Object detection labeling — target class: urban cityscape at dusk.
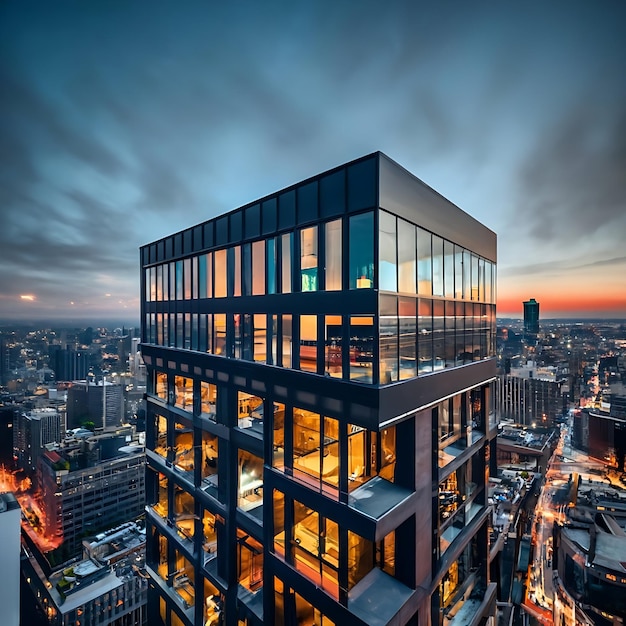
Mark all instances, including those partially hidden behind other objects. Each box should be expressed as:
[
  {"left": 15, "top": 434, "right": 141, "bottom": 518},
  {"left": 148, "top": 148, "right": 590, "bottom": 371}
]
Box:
[
  {"left": 2, "top": 2, "right": 626, "bottom": 626},
  {"left": 1, "top": 1, "right": 625, "bottom": 322}
]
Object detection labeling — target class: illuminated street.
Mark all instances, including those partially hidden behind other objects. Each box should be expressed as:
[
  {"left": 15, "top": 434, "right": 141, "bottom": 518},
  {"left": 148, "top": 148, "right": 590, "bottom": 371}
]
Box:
[
  {"left": 0, "top": 466, "right": 62, "bottom": 552},
  {"left": 522, "top": 419, "right": 623, "bottom": 625}
]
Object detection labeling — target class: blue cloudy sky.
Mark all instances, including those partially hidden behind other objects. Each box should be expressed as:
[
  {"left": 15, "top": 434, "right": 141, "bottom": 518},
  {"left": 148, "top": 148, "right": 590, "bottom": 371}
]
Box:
[{"left": 1, "top": 0, "right": 625, "bottom": 322}]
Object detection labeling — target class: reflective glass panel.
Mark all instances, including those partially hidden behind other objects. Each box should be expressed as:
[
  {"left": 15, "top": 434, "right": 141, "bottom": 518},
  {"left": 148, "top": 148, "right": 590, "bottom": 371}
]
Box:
[
  {"left": 299, "top": 314, "right": 317, "bottom": 372},
  {"left": 324, "top": 315, "right": 342, "bottom": 378},
  {"left": 300, "top": 226, "right": 318, "bottom": 291},
  {"left": 214, "top": 249, "right": 227, "bottom": 297},
  {"left": 282, "top": 314, "right": 292, "bottom": 368},
  {"left": 349, "top": 212, "right": 374, "bottom": 289},
  {"left": 349, "top": 316, "right": 374, "bottom": 383},
  {"left": 281, "top": 232, "right": 292, "bottom": 294},
  {"left": 379, "top": 210, "right": 397, "bottom": 291},
  {"left": 252, "top": 240, "right": 265, "bottom": 295},
  {"left": 418, "top": 298, "right": 433, "bottom": 373},
  {"left": 254, "top": 314, "right": 267, "bottom": 363},
  {"left": 432, "top": 235, "right": 444, "bottom": 297},
  {"left": 325, "top": 219, "right": 342, "bottom": 291},
  {"left": 399, "top": 297, "right": 417, "bottom": 380},
  {"left": 398, "top": 219, "right": 416, "bottom": 293},
  {"left": 417, "top": 228, "right": 432, "bottom": 295}
]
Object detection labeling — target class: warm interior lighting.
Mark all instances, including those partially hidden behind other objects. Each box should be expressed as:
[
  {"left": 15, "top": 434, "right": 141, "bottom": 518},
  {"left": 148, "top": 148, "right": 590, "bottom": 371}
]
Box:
[{"left": 356, "top": 276, "right": 371, "bottom": 288}]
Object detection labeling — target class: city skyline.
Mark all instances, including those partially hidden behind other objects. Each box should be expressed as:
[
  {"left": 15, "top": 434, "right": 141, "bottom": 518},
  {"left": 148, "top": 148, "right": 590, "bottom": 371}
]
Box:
[{"left": 1, "top": 1, "right": 625, "bottom": 321}]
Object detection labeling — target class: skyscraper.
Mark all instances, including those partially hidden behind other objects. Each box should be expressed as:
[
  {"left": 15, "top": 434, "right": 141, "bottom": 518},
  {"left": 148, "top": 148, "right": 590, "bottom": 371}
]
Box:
[
  {"left": 66, "top": 380, "right": 123, "bottom": 429},
  {"left": 141, "top": 153, "right": 498, "bottom": 625},
  {"left": 523, "top": 298, "right": 540, "bottom": 336}
]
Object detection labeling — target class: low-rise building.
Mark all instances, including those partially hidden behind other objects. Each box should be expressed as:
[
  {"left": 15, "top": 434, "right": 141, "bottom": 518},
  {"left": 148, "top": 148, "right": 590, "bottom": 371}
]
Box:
[{"left": 22, "top": 520, "right": 148, "bottom": 626}]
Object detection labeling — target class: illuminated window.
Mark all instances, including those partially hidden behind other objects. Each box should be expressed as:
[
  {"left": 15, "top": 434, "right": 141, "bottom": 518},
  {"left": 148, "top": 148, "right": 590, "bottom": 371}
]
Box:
[
  {"left": 155, "top": 371, "right": 168, "bottom": 401},
  {"left": 154, "top": 414, "right": 167, "bottom": 459},
  {"left": 252, "top": 240, "right": 266, "bottom": 295},
  {"left": 349, "top": 212, "right": 374, "bottom": 289},
  {"left": 299, "top": 315, "right": 317, "bottom": 373},
  {"left": 174, "top": 376, "right": 193, "bottom": 411},
  {"left": 238, "top": 450, "right": 263, "bottom": 512},
  {"left": 237, "top": 391, "right": 263, "bottom": 430},
  {"left": 347, "top": 530, "right": 373, "bottom": 590},
  {"left": 200, "top": 382, "right": 217, "bottom": 421},
  {"left": 325, "top": 219, "right": 342, "bottom": 291},
  {"left": 254, "top": 314, "right": 267, "bottom": 363},
  {"left": 237, "top": 530, "right": 263, "bottom": 592},
  {"left": 173, "top": 418, "right": 193, "bottom": 475},
  {"left": 324, "top": 315, "right": 342, "bottom": 378},
  {"left": 272, "top": 402, "right": 285, "bottom": 469},
  {"left": 292, "top": 500, "right": 339, "bottom": 597},
  {"left": 300, "top": 226, "right": 318, "bottom": 291},
  {"left": 214, "top": 249, "right": 227, "bottom": 297}
]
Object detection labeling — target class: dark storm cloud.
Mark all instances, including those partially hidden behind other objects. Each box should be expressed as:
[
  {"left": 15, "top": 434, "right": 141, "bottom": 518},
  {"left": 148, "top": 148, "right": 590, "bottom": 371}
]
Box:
[
  {"left": 517, "top": 104, "right": 626, "bottom": 242},
  {"left": 1, "top": 0, "right": 625, "bottom": 319}
]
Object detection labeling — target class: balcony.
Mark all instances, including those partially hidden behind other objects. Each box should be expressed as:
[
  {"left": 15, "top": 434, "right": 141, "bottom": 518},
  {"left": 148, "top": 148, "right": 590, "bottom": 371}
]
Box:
[
  {"left": 348, "top": 476, "right": 413, "bottom": 520},
  {"left": 347, "top": 568, "right": 414, "bottom": 626}
]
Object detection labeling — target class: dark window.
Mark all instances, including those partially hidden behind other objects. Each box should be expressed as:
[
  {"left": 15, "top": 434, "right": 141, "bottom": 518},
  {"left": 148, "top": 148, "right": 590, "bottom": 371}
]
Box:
[
  {"left": 174, "top": 233, "right": 182, "bottom": 256},
  {"left": 320, "top": 170, "right": 345, "bottom": 218},
  {"left": 261, "top": 198, "right": 277, "bottom": 234},
  {"left": 183, "top": 229, "right": 192, "bottom": 254},
  {"left": 215, "top": 216, "right": 228, "bottom": 247},
  {"left": 297, "top": 181, "right": 318, "bottom": 224},
  {"left": 230, "top": 211, "right": 242, "bottom": 242},
  {"left": 244, "top": 203, "right": 261, "bottom": 239},
  {"left": 348, "top": 157, "right": 377, "bottom": 212},
  {"left": 193, "top": 225, "right": 203, "bottom": 250},
  {"left": 203, "top": 222, "right": 214, "bottom": 249},
  {"left": 278, "top": 190, "right": 296, "bottom": 230}
]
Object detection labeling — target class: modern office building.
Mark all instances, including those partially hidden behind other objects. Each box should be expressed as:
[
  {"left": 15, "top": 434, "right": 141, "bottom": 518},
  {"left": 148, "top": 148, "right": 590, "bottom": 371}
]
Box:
[
  {"left": 50, "top": 346, "right": 89, "bottom": 382},
  {"left": 0, "top": 492, "right": 20, "bottom": 626},
  {"left": 497, "top": 364, "right": 568, "bottom": 427},
  {"left": 14, "top": 407, "right": 63, "bottom": 475},
  {"left": 141, "top": 152, "right": 498, "bottom": 625},
  {"left": 36, "top": 429, "right": 145, "bottom": 560},
  {"left": 66, "top": 380, "right": 124, "bottom": 430},
  {"left": 523, "top": 298, "right": 540, "bottom": 337}
]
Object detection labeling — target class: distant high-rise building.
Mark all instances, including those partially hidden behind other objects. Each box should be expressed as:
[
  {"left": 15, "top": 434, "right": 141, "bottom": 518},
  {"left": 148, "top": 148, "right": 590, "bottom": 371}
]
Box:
[
  {"left": 0, "top": 336, "right": 8, "bottom": 386},
  {"left": 66, "top": 380, "right": 123, "bottom": 429},
  {"left": 523, "top": 298, "right": 540, "bottom": 335},
  {"left": 14, "top": 407, "right": 62, "bottom": 475},
  {"left": 50, "top": 346, "right": 89, "bottom": 382},
  {"left": 37, "top": 429, "right": 145, "bottom": 559},
  {"left": 141, "top": 153, "right": 499, "bottom": 626},
  {"left": 0, "top": 493, "right": 20, "bottom": 626},
  {"left": 0, "top": 406, "right": 17, "bottom": 468}
]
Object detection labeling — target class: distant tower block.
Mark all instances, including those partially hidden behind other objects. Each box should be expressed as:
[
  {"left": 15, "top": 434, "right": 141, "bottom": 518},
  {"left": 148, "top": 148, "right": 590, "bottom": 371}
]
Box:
[{"left": 523, "top": 298, "right": 540, "bottom": 335}]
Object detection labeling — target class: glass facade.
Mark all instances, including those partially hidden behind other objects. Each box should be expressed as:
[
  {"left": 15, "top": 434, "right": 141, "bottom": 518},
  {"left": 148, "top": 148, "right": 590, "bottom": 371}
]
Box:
[
  {"left": 142, "top": 153, "right": 497, "bottom": 626},
  {"left": 144, "top": 206, "right": 495, "bottom": 387}
]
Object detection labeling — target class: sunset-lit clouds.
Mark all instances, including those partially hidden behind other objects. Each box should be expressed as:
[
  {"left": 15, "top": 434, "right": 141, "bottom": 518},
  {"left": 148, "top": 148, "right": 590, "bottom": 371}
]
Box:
[{"left": 0, "top": 1, "right": 625, "bottom": 321}]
